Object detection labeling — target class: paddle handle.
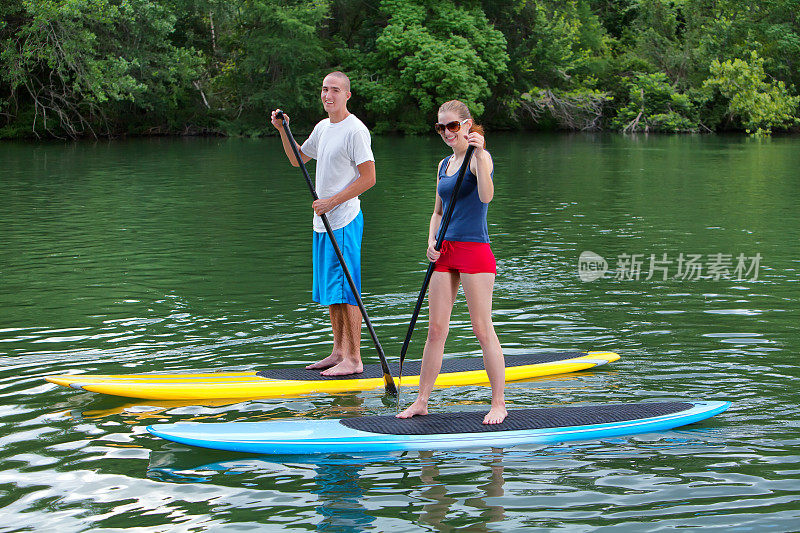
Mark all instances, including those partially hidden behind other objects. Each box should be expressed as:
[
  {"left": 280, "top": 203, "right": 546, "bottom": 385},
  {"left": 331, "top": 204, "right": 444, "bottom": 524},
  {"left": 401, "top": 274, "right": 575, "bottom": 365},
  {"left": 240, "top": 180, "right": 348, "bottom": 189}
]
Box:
[
  {"left": 398, "top": 145, "right": 476, "bottom": 378},
  {"left": 275, "top": 111, "right": 397, "bottom": 395}
]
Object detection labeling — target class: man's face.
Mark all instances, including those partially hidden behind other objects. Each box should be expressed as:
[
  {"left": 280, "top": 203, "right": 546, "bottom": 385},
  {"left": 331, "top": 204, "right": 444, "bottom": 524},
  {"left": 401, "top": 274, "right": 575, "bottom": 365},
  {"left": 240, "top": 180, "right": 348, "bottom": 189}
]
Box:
[{"left": 321, "top": 75, "right": 350, "bottom": 113}]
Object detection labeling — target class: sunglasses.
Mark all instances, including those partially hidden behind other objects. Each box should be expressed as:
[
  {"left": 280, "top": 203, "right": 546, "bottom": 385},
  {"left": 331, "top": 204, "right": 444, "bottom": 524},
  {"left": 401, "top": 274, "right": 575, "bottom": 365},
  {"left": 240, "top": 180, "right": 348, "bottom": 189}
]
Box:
[{"left": 433, "top": 119, "right": 469, "bottom": 134}]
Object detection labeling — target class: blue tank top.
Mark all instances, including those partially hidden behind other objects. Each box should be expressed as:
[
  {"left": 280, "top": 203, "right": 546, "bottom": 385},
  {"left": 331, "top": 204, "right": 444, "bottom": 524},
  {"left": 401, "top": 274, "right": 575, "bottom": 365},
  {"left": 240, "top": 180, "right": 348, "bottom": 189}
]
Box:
[{"left": 436, "top": 154, "right": 491, "bottom": 243}]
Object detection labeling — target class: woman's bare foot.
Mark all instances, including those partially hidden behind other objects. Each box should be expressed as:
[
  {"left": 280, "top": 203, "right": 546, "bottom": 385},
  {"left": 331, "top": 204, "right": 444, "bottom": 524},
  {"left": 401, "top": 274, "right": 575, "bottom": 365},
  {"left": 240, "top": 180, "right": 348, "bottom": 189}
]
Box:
[
  {"left": 482, "top": 405, "right": 508, "bottom": 425},
  {"left": 396, "top": 399, "right": 428, "bottom": 419},
  {"left": 305, "top": 353, "right": 342, "bottom": 370},
  {"left": 320, "top": 358, "right": 363, "bottom": 376}
]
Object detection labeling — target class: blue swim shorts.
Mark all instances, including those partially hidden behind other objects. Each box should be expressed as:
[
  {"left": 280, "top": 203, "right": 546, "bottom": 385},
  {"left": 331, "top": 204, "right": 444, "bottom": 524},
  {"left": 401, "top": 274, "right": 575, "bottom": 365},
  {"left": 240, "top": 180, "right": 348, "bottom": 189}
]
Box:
[{"left": 312, "top": 211, "right": 363, "bottom": 306}]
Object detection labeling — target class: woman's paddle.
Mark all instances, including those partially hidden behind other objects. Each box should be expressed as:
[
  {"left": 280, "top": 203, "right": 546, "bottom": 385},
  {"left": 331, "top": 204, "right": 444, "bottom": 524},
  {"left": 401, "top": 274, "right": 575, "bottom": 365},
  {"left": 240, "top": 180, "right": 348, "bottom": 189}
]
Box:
[
  {"left": 397, "top": 145, "right": 476, "bottom": 405},
  {"left": 275, "top": 111, "right": 397, "bottom": 395}
]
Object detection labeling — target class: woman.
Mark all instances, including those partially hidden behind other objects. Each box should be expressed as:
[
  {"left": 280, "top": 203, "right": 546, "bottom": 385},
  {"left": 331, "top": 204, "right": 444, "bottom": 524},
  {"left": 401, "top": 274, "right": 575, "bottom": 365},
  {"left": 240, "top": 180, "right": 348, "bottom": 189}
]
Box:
[{"left": 397, "top": 100, "right": 506, "bottom": 425}]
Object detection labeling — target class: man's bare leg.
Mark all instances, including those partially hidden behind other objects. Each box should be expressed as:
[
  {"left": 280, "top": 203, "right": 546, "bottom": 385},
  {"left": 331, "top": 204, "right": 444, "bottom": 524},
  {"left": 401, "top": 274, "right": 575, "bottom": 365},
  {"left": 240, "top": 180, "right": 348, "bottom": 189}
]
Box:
[
  {"left": 306, "top": 304, "right": 346, "bottom": 369},
  {"left": 322, "top": 304, "right": 363, "bottom": 376}
]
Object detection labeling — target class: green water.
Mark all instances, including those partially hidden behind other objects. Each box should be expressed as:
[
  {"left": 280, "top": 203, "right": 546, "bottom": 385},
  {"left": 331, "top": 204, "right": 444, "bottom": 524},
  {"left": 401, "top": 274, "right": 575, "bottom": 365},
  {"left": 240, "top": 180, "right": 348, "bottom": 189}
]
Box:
[{"left": 1, "top": 134, "right": 798, "bottom": 531}]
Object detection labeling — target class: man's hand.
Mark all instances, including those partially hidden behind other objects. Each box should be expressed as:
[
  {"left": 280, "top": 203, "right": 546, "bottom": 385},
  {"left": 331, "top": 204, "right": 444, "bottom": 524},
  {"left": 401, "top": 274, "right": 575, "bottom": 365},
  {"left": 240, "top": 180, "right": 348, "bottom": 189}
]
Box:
[
  {"left": 270, "top": 109, "right": 287, "bottom": 130},
  {"left": 313, "top": 197, "right": 337, "bottom": 215}
]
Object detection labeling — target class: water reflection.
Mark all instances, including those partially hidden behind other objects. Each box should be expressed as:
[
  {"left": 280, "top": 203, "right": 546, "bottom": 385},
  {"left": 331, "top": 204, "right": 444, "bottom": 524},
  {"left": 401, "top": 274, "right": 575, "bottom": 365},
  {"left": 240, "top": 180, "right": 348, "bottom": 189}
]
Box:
[
  {"left": 146, "top": 452, "right": 380, "bottom": 529},
  {"left": 312, "top": 460, "right": 373, "bottom": 532},
  {"left": 143, "top": 430, "right": 739, "bottom": 530},
  {"left": 146, "top": 449, "right": 508, "bottom": 532},
  {"left": 417, "top": 450, "right": 506, "bottom": 532},
  {"left": 76, "top": 397, "right": 250, "bottom": 420}
]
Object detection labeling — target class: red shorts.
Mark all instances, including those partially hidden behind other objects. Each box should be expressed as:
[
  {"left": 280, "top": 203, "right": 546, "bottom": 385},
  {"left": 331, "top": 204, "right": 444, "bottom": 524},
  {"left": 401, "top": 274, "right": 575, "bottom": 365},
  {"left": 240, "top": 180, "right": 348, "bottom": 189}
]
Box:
[{"left": 434, "top": 240, "right": 496, "bottom": 274}]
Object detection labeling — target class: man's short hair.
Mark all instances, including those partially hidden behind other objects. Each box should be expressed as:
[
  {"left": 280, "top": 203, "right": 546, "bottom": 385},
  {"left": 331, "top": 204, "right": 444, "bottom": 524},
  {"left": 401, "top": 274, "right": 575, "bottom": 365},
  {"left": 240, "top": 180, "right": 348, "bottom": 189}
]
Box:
[{"left": 324, "top": 71, "right": 351, "bottom": 92}]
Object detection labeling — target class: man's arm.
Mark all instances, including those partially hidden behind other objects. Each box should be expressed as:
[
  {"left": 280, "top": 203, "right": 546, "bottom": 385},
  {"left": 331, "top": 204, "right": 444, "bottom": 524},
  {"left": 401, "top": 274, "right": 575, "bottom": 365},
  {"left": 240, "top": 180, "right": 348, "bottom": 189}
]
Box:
[
  {"left": 312, "top": 160, "right": 375, "bottom": 215},
  {"left": 270, "top": 109, "right": 312, "bottom": 167},
  {"left": 279, "top": 129, "right": 312, "bottom": 167}
]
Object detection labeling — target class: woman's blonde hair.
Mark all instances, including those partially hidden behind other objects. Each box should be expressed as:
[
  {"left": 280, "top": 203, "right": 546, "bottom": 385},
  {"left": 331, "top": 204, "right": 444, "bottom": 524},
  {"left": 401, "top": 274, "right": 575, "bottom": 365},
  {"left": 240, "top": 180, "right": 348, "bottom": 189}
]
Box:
[{"left": 438, "top": 100, "right": 486, "bottom": 142}]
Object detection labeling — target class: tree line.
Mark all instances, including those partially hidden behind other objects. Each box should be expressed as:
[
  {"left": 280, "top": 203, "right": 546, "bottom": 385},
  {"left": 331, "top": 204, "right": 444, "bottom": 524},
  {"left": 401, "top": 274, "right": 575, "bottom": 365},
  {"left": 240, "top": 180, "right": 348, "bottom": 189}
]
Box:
[{"left": 1, "top": 0, "right": 799, "bottom": 139}]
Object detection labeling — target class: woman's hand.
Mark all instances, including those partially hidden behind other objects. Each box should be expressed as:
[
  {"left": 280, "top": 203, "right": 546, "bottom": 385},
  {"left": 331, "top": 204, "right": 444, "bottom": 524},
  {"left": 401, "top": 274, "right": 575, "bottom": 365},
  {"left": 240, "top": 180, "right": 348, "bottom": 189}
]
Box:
[
  {"left": 465, "top": 131, "right": 485, "bottom": 154},
  {"left": 426, "top": 242, "right": 441, "bottom": 262}
]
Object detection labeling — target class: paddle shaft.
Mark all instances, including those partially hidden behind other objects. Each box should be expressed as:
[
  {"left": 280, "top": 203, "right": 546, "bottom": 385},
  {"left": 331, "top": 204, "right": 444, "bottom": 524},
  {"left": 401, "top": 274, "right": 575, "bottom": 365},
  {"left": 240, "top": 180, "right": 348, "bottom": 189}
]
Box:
[
  {"left": 275, "top": 111, "right": 397, "bottom": 395},
  {"left": 398, "top": 145, "right": 476, "bottom": 381}
]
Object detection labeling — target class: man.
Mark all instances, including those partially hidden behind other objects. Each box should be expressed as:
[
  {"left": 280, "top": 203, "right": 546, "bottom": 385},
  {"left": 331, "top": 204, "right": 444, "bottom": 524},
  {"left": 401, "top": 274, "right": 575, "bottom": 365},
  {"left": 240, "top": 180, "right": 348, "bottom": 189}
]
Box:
[{"left": 270, "top": 71, "right": 375, "bottom": 376}]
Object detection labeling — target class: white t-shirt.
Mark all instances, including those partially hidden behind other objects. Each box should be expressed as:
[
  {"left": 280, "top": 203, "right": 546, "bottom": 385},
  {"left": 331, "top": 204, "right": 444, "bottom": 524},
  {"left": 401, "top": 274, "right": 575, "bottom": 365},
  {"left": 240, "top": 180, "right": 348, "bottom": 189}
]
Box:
[{"left": 301, "top": 114, "right": 374, "bottom": 232}]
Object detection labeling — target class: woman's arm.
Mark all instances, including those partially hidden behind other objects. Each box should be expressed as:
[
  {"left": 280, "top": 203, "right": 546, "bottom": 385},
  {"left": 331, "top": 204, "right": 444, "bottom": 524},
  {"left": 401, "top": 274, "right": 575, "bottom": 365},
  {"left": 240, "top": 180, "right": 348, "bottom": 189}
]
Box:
[
  {"left": 427, "top": 161, "right": 445, "bottom": 262},
  {"left": 467, "top": 132, "right": 494, "bottom": 203}
]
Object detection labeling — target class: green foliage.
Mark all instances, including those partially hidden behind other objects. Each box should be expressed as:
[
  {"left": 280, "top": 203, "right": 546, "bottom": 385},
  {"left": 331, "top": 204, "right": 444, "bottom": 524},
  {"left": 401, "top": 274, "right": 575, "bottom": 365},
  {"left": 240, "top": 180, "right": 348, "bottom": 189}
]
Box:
[
  {"left": 611, "top": 72, "right": 699, "bottom": 132},
  {"left": 203, "top": 0, "right": 331, "bottom": 135},
  {"left": 693, "top": 0, "right": 800, "bottom": 86},
  {"left": 354, "top": 0, "right": 509, "bottom": 133},
  {"left": 480, "top": 0, "right": 611, "bottom": 128},
  {"left": 595, "top": 0, "right": 800, "bottom": 133},
  {"left": 521, "top": 1, "right": 602, "bottom": 85},
  {"left": 625, "top": 0, "right": 694, "bottom": 83},
  {"left": 0, "top": 0, "right": 202, "bottom": 138},
  {"left": 702, "top": 51, "right": 800, "bottom": 135},
  {"left": 1, "top": 0, "right": 799, "bottom": 137}
]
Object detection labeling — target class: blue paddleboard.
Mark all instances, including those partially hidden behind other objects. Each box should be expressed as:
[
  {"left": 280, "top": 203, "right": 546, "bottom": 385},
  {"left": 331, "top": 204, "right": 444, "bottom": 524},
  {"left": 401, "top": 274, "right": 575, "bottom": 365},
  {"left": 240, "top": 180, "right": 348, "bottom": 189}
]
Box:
[{"left": 146, "top": 401, "right": 730, "bottom": 454}]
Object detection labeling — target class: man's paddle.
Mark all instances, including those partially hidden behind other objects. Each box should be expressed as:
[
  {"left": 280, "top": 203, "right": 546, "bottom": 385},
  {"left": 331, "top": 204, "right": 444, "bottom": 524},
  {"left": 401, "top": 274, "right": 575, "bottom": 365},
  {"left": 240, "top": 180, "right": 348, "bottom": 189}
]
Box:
[
  {"left": 397, "top": 145, "right": 476, "bottom": 405},
  {"left": 274, "top": 111, "right": 397, "bottom": 395}
]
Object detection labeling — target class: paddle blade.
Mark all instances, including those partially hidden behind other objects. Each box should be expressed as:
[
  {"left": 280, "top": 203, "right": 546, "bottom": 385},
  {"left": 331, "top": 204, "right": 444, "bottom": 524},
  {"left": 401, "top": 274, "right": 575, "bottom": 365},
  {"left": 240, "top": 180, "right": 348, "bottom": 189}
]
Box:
[{"left": 383, "top": 372, "right": 398, "bottom": 396}]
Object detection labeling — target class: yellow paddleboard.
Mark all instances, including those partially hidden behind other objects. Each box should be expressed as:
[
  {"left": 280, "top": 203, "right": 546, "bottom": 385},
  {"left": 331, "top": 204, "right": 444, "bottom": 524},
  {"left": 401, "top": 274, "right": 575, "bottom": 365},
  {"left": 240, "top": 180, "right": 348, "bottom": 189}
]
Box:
[{"left": 45, "top": 351, "right": 619, "bottom": 400}]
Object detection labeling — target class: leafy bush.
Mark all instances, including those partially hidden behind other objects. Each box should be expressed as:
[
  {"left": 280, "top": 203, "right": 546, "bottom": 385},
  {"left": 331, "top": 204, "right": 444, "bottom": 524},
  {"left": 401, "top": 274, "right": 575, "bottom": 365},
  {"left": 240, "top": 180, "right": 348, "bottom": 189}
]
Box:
[
  {"left": 0, "top": 0, "right": 202, "bottom": 138},
  {"left": 702, "top": 51, "right": 800, "bottom": 135},
  {"left": 350, "top": 0, "right": 509, "bottom": 133},
  {"left": 611, "top": 72, "right": 699, "bottom": 132}
]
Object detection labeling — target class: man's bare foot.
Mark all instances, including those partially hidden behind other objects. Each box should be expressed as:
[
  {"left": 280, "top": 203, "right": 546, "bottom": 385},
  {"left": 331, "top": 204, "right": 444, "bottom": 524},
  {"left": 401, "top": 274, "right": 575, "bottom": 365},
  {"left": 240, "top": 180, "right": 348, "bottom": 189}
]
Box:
[
  {"left": 482, "top": 405, "right": 508, "bottom": 425},
  {"left": 320, "top": 359, "right": 363, "bottom": 376},
  {"left": 305, "top": 353, "right": 342, "bottom": 370},
  {"left": 396, "top": 400, "right": 428, "bottom": 419}
]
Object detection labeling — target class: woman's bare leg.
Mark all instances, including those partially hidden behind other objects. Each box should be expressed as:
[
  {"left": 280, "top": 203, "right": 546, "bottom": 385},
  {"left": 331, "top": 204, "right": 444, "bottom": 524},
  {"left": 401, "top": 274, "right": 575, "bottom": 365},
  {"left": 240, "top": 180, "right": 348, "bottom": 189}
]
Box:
[
  {"left": 461, "top": 272, "right": 506, "bottom": 424},
  {"left": 397, "top": 270, "right": 460, "bottom": 418}
]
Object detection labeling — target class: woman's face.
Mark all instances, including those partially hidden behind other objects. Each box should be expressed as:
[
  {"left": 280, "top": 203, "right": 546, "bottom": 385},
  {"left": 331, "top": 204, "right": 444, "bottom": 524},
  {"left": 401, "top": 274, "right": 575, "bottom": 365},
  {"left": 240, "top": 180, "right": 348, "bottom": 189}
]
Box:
[{"left": 437, "top": 111, "right": 470, "bottom": 148}]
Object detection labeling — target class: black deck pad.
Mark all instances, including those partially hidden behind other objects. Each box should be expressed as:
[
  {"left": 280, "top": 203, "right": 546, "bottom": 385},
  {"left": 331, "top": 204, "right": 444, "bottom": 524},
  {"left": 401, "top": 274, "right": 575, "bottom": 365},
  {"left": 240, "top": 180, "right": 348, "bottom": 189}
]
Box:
[
  {"left": 256, "top": 351, "right": 589, "bottom": 381},
  {"left": 339, "top": 402, "right": 692, "bottom": 435}
]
